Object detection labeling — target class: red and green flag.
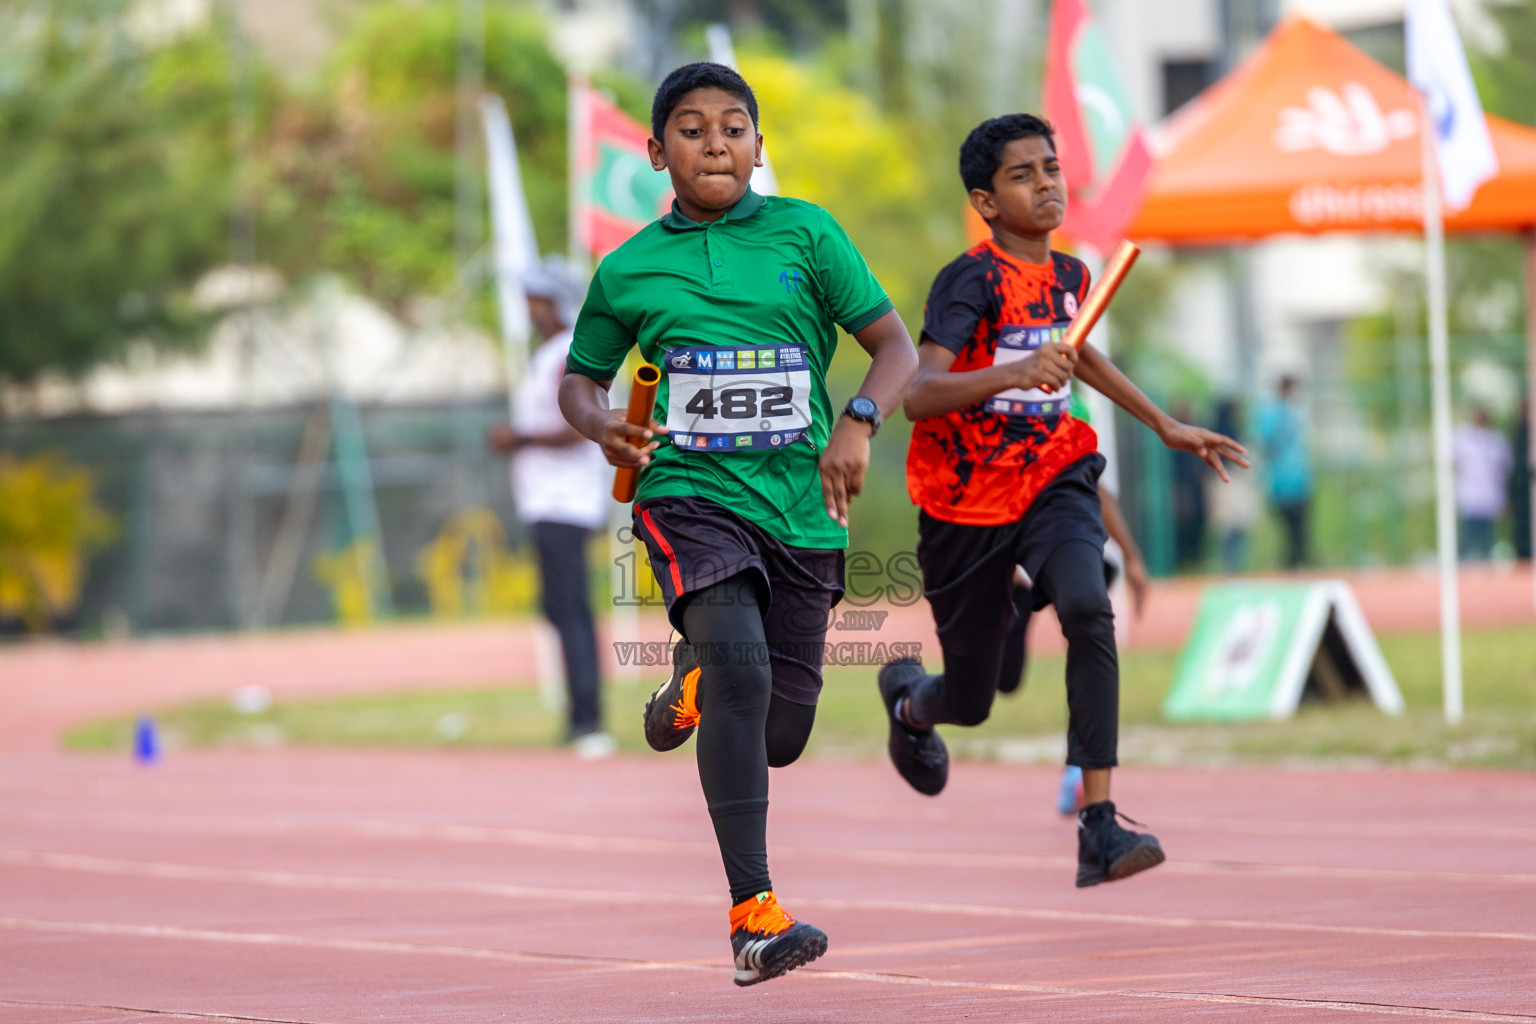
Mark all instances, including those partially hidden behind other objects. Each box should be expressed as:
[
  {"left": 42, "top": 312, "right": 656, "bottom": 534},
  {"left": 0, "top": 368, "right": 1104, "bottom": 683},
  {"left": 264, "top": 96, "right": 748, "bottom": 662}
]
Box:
[
  {"left": 571, "top": 79, "right": 675, "bottom": 260},
  {"left": 1042, "top": 0, "right": 1152, "bottom": 251}
]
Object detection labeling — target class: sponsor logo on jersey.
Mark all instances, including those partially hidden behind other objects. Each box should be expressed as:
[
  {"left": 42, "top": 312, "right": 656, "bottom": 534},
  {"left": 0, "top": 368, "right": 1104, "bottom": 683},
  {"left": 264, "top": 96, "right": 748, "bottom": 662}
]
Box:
[
  {"left": 668, "top": 350, "right": 692, "bottom": 369},
  {"left": 735, "top": 435, "right": 752, "bottom": 447}
]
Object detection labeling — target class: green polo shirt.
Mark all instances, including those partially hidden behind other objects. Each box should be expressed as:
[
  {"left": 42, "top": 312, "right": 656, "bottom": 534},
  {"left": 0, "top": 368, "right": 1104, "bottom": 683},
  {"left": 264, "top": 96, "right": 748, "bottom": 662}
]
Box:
[{"left": 567, "top": 189, "right": 893, "bottom": 549}]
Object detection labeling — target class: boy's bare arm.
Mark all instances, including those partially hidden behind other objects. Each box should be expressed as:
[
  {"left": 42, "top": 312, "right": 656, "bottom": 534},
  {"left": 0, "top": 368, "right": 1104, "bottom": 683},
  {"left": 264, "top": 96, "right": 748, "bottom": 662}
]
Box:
[
  {"left": 902, "top": 338, "right": 1077, "bottom": 422},
  {"left": 818, "top": 309, "right": 919, "bottom": 527},
  {"left": 1098, "top": 484, "right": 1149, "bottom": 618},
  {"left": 558, "top": 369, "right": 667, "bottom": 469},
  {"left": 1075, "top": 343, "right": 1249, "bottom": 481}
]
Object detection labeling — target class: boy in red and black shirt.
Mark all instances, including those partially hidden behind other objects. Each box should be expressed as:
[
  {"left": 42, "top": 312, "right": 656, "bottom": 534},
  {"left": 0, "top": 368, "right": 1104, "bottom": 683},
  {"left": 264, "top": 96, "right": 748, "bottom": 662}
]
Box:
[{"left": 879, "top": 114, "right": 1246, "bottom": 887}]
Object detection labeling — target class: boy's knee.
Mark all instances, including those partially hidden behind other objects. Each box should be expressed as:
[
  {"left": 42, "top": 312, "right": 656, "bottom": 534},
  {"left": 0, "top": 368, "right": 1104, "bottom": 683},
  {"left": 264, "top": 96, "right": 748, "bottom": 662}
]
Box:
[
  {"left": 948, "top": 690, "right": 995, "bottom": 727},
  {"left": 766, "top": 739, "right": 807, "bottom": 768},
  {"left": 1054, "top": 589, "right": 1112, "bottom": 635},
  {"left": 954, "top": 706, "right": 992, "bottom": 728}
]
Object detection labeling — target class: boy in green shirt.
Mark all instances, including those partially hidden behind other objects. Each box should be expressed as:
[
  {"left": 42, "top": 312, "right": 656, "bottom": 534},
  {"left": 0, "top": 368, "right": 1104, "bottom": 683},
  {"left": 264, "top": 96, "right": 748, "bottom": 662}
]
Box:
[{"left": 559, "top": 62, "right": 917, "bottom": 986}]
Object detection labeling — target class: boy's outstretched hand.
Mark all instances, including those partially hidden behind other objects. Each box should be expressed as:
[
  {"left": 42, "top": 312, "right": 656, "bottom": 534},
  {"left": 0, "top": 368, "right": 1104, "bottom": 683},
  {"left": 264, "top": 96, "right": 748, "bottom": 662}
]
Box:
[
  {"left": 819, "top": 417, "right": 871, "bottom": 528},
  {"left": 600, "top": 411, "right": 669, "bottom": 469},
  {"left": 1159, "top": 421, "right": 1249, "bottom": 482}
]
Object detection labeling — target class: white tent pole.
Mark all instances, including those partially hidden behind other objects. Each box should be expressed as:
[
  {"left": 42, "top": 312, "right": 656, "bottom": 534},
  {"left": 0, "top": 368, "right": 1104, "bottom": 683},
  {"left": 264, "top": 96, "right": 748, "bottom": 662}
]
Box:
[{"left": 1421, "top": 100, "right": 1464, "bottom": 726}]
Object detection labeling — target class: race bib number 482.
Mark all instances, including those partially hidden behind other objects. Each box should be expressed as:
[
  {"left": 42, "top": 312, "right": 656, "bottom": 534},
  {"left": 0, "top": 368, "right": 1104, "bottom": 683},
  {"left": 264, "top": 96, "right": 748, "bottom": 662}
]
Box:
[
  {"left": 987, "top": 322, "right": 1072, "bottom": 418},
  {"left": 664, "top": 344, "right": 814, "bottom": 452}
]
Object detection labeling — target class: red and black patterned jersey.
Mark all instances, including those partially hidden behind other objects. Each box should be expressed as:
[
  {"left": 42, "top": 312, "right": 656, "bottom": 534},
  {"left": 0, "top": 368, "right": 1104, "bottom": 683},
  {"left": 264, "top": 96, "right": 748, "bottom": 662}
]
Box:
[{"left": 906, "top": 239, "right": 1099, "bottom": 526}]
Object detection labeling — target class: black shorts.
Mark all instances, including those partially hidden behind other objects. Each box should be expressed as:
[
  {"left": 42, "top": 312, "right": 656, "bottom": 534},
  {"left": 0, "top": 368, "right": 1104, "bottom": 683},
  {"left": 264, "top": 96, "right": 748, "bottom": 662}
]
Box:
[
  {"left": 918, "top": 454, "right": 1107, "bottom": 643},
  {"left": 633, "top": 495, "right": 844, "bottom": 705}
]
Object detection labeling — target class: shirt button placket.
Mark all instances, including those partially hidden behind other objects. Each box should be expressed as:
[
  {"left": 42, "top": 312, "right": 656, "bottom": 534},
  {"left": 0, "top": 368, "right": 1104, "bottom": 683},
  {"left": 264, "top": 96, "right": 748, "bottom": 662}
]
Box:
[{"left": 705, "top": 224, "right": 729, "bottom": 291}]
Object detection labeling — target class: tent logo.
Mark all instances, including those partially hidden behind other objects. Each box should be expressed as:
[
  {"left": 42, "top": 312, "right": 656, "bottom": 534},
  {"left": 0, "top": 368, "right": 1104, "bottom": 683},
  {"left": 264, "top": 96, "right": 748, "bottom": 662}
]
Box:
[{"left": 1274, "top": 83, "right": 1416, "bottom": 156}]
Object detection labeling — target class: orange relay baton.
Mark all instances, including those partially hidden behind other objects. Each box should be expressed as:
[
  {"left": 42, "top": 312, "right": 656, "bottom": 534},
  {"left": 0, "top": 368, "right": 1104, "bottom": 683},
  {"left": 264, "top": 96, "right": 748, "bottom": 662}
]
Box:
[
  {"left": 611, "top": 362, "right": 662, "bottom": 503},
  {"left": 1061, "top": 240, "right": 1140, "bottom": 351}
]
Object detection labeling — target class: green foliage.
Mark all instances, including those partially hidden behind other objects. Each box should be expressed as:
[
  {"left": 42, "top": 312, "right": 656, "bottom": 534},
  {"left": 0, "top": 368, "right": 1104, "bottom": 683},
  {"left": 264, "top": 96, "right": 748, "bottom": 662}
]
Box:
[
  {"left": 1474, "top": 1, "right": 1536, "bottom": 130},
  {"left": 0, "top": 1, "right": 233, "bottom": 381},
  {"left": 274, "top": 2, "right": 571, "bottom": 304}
]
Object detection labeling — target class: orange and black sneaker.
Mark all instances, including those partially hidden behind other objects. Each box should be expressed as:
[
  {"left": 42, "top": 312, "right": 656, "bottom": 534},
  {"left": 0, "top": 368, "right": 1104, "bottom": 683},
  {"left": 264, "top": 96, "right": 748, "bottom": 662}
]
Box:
[
  {"left": 643, "top": 639, "right": 701, "bottom": 752},
  {"left": 729, "top": 891, "right": 827, "bottom": 987}
]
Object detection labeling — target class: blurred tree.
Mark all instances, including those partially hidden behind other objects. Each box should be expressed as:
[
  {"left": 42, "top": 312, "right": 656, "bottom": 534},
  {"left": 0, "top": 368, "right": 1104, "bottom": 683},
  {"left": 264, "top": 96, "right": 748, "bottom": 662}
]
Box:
[
  {"left": 0, "top": 1, "right": 236, "bottom": 382},
  {"left": 1474, "top": 0, "right": 1536, "bottom": 130},
  {"left": 262, "top": 2, "right": 649, "bottom": 312},
  {"left": 262, "top": 3, "right": 568, "bottom": 306}
]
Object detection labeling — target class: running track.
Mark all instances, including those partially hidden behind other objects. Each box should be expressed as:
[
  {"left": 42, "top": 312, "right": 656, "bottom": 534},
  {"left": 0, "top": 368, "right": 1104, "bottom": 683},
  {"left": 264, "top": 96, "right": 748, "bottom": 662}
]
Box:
[{"left": 3, "top": 748, "right": 1534, "bottom": 1022}]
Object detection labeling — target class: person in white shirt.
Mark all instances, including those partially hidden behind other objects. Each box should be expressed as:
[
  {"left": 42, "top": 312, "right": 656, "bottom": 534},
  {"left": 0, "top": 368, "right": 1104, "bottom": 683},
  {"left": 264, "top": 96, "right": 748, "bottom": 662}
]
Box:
[
  {"left": 1452, "top": 404, "right": 1514, "bottom": 562},
  {"left": 488, "top": 257, "right": 613, "bottom": 756}
]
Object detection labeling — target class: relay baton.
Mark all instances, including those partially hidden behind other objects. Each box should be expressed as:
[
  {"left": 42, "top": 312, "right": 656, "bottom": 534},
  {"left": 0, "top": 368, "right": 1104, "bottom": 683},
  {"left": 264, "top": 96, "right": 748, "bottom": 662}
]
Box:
[
  {"left": 611, "top": 362, "right": 662, "bottom": 503},
  {"left": 1061, "top": 240, "right": 1141, "bottom": 351}
]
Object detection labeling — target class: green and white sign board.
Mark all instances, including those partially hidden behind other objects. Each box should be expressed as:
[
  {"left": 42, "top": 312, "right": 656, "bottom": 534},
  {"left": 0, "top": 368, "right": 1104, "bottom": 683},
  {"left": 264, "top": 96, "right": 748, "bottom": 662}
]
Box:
[{"left": 1163, "top": 580, "right": 1403, "bottom": 722}]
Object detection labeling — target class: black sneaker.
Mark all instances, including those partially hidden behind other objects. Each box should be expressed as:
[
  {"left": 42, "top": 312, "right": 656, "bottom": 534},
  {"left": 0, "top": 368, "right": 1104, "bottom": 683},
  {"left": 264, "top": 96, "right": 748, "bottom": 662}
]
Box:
[
  {"left": 1076, "top": 800, "right": 1166, "bottom": 887},
  {"left": 642, "top": 639, "right": 701, "bottom": 752},
  {"left": 877, "top": 658, "right": 948, "bottom": 796},
  {"left": 729, "top": 891, "right": 827, "bottom": 987}
]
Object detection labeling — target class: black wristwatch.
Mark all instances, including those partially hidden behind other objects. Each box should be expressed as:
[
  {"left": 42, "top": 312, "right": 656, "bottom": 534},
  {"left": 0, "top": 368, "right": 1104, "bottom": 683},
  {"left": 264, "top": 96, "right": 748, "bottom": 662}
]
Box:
[{"left": 842, "top": 396, "right": 882, "bottom": 436}]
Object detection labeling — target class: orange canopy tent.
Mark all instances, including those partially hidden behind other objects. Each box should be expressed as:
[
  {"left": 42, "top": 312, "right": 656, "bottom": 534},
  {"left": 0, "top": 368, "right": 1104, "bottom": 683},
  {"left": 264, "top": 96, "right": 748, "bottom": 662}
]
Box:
[
  {"left": 1123, "top": 14, "right": 1536, "bottom": 653},
  {"left": 1129, "top": 16, "right": 1536, "bottom": 243}
]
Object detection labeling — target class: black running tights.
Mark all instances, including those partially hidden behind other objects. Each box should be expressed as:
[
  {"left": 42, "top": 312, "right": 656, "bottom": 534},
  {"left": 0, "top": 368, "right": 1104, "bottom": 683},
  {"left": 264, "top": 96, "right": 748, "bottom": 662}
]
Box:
[
  {"left": 907, "top": 539, "right": 1120, "bottom": 769},
  {"left": 681, "top": 573, "right": 817, "bottom": 905}
]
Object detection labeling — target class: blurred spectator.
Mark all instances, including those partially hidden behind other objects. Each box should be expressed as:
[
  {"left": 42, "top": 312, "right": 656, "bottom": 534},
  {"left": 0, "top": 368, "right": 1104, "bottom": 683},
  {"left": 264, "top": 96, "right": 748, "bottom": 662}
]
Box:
[
  {"left": 1207, "top": 397, "right": 1259, "bottom": 573},
  {"left": 1172, "top": 400, "right": 1208, "bottom": 571},
  {"left": 1257, "top": 375, "right": 1313, "bottom": 569},
  {"left": 488, "top": 256, "right": 613, "bottom": 758},
  {"left": 1452, "top": 404, "right": 1513, "bottom": 562},
  {"left": 1512, "top": 399, "right": 1531, "bottom": 561}
]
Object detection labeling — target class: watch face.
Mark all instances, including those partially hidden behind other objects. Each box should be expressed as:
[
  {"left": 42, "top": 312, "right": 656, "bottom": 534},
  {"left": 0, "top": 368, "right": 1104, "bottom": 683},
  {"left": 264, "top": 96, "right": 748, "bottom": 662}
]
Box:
[{"left": 849, "top": 397, "right": 878, "bottom": 418}]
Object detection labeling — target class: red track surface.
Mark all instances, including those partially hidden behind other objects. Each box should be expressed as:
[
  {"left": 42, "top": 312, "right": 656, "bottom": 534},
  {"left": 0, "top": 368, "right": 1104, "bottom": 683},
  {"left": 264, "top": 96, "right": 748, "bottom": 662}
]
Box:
[{"left": 3, "top": 748, "right": 1534, "bottom": 1023}]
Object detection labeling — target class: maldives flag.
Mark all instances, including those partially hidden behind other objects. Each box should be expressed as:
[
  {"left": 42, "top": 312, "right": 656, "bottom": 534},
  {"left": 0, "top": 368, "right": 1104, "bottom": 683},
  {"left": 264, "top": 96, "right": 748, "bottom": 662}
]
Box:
[
  {"left": 571, "top": 79, "right": 675, "bottom": 260},
  {"left": 1041, "top": 0, "right": 1152, "bottom": 251}
]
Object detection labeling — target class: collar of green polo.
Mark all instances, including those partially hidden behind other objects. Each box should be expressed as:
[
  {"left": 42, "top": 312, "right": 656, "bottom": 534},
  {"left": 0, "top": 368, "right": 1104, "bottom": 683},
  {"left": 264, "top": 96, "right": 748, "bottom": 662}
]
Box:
[{"left": 660, "top": 188, "right": 766, "bottom": 230}]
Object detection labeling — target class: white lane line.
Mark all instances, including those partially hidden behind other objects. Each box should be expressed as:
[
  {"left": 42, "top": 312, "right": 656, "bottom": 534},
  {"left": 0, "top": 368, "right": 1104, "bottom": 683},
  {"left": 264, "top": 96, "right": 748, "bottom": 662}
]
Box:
[
  {"left": 1, "top": 918, "right": 1529, "bottom": 1022},
  {"left": 0, "top": 917, "right": 699, "bottom": 972},
  {"left": 806, "top": 971, "right": 1536, "bottom": 1021},
  {"left": 0, "top": 997, "right": 329, "bottom": 1024},
  {"left": 8, "top": 810, "right": 1536, "bottom": 887},
  {"left": 4, "top": 849, "right": 1534, "bottom": 945}
]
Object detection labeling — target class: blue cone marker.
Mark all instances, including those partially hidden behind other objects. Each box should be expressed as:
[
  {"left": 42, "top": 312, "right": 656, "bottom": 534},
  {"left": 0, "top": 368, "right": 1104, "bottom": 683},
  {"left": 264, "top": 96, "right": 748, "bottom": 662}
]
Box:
[{"left": 134, "top": 715, "right": 160, "bottom": 765}]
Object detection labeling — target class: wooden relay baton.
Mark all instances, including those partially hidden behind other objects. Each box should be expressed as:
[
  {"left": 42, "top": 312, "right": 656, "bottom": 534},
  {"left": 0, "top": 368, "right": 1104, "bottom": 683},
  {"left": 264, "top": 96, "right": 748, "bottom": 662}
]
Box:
[
  {"left": 611, "top": 362, "right": 662, "bottom": 503},
  {"left": 1061, "top": 240, "right": 1141, "bottom": 351}
]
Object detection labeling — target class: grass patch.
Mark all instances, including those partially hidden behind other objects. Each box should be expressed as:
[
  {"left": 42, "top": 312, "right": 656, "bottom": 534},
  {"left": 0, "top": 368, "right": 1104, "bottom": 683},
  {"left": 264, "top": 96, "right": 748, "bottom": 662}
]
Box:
[{"left": 63, "top": 626, "right": 1536, "bottom": 769}]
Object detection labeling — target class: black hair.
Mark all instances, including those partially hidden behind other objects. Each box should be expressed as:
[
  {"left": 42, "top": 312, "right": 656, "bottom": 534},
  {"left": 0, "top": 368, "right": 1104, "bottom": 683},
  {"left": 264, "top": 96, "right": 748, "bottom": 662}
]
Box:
[
  {"left": 650, "top": 62, "right": 759, "bottom": 142},
  {"left": 959, "top": 114, "right": 1056, "bottom": 192}
]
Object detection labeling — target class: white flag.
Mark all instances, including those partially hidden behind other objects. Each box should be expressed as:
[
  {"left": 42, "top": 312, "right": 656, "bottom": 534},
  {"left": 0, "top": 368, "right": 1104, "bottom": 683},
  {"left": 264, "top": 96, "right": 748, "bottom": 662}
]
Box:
[
  {"left": 480, "top": 93, "right": 540, "bottom": 389},
  {"left": 705, "top": 24, "right": 779, "bottom": 196},
  {"left": 1405, "top": 0, "right": 1498, "bottom": 211}
]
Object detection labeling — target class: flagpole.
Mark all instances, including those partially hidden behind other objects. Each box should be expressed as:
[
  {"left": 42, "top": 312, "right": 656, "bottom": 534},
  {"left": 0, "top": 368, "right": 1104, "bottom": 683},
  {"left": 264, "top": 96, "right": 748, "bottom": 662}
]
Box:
[{"left": 1420, "top": 98, "right": 1464, "bottom": 726}]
